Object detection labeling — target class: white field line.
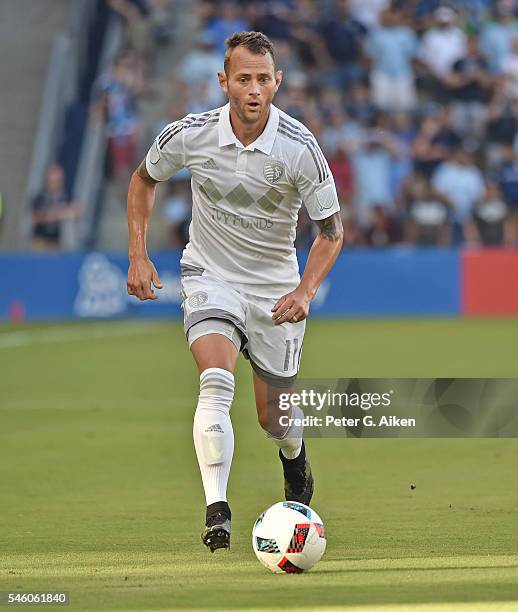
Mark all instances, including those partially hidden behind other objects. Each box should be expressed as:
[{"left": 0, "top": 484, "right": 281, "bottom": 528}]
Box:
[{"left": 0, "top": 322, "right": 163, "bottom": 350}]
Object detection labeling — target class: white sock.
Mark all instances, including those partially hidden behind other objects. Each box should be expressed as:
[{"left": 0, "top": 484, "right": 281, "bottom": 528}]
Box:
[
  {"left": 193, "top": 368, "right": 235, "bottom": 506},
  {"left": 269, "top": 404, "right": 303, "bottom": 460}
]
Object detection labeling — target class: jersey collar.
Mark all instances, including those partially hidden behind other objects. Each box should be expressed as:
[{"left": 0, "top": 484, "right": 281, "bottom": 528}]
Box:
[{"left": 218, "top": 103, "right": 279, "bottom": 155}]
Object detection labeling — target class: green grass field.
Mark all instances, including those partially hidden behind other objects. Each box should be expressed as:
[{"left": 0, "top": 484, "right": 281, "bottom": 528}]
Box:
[{"left": 1, "top": 318, "right": 518, "bottom": 611}]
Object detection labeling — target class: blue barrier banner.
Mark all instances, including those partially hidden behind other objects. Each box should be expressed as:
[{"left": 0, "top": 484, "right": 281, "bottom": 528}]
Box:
[
  {"left": 0, "top": 252, "right": 182, "bottom": 321},
  {"left": 0, "top": 248, "right": 460, "bottom": 321},
  {"left": 306, "top": 248, "right": 460, "bottom": 317}
]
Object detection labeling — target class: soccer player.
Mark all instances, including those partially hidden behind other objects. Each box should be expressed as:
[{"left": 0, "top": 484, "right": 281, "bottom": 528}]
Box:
[{"left": 127, "top": 32, "right": 343, "bottom": 552}]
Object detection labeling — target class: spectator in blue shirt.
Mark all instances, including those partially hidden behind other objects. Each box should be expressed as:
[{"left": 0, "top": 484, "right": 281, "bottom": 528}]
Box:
[
  {"left": 366, "top": 7, "right": 419, "bottom": 111},
  {"left": 480, "top": 0, "right": 518, "bottom": 74},
  {"left": 352, "top": 131, "right": 399, "bottom": 226},
  {"left": 432, "top": 147, "right": 486, "bottom": 243}
]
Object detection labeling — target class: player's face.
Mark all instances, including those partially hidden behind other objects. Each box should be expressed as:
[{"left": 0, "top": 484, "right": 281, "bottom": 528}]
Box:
[{"left": 219, "top": 46, "right": 282, "bottom": 126}]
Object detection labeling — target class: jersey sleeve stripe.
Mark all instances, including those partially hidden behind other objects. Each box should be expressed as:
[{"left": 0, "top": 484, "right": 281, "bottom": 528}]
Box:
[
  {"left": 159, "top": 116, "right": 220, "bottom": 149},
  {"left": 278, "top": 119, "right": 310, "bottom": 140},
  {"left": 278, "top": 119, "right": 329, "bottom": 183},
  {"left": 306, "top": 142, "right": 327, "bottom": 183},
  {"left": 308, "top": 141, "right": 328, "bottom": 183},
  {"left": 158, "top": 121, "right": 181, "bottom": 146},
  {"left": 277, "top": 127, "right": 324, "bottom": 183},
  {"left": 158, "top": 110, "right": 221, "bottom": 146},
  {"left": 279, "top": 116, "right": 308, "bottom": 134},
  {"left": 278, "top": 117, "right": 327, "bottom": 163},
  {"left": 158, "top": 116, "right": 199, "bottom": 145},
  {"left": 159, "top": 124, "right": 184, "bottom": 149},
  {"left": 309, "top": 139, "right": 329, "bottom": 181},
  {"left": 306, "top": 141, "right": 324, "bottom": 183},
  {"left": 184, "top": 116, "right": 220, "bottom": 130},
  {"left": 277, "top": 126, "right": 309, "bottom": 146},
  {"left": 308, "top": 141, "right": 329, "bottom": 181},
  {"left": 159, "top": 122, "right": 183, "bottom": 147},
  {"left": 185, "top": 110, "right": 221, "bottom": 125},
  {"left": 279, "top": 117, "right": 321, "bottom": 148}
]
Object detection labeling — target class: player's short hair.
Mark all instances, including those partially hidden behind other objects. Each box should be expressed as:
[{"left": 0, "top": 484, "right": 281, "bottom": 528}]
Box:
[{"left": 224, "top": 31, "right": 276, "bottom": 75}]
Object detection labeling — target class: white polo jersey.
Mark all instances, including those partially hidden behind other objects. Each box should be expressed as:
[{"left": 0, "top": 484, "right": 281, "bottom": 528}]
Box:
[{"left": 145, "top": 103, "right": 340, "bottom": 297}]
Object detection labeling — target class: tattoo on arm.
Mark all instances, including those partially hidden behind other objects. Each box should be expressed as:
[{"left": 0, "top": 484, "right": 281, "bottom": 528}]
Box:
[
  {"left": 135, "top": 158, "right": 159, "bottom": 185},
  {"left": 316, "top": 212, "right": 344, "bottom": 242}
]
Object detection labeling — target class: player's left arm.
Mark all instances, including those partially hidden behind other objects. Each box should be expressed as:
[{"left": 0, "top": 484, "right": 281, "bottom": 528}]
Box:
[
  {"left": 272, "top": 212, "right": 343, "bottom": 324},
  {"left": 272, "top": 143, "right": 344, "bottom": 325}
]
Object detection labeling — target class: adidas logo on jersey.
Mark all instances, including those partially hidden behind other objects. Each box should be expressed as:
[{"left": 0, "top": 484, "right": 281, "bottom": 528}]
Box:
[
  {"left": 202, "top": 158, "right": 218, "bottom": 169},
  {"left": 205, "top": 423, "right": 224, "bottom": 433}
]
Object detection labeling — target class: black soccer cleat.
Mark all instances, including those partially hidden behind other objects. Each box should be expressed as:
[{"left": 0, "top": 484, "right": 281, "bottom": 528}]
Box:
[
  {"left": 280, "top": 440, "right": 314, "bottom": 506},
  {"left": 201, "top": 512, "right": 231, "bottom": 552}
]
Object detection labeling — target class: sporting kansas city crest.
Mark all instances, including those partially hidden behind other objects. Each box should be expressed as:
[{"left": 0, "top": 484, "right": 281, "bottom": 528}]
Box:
[{"left": 263, "top": 159, "right": 285, "bottom": 184}]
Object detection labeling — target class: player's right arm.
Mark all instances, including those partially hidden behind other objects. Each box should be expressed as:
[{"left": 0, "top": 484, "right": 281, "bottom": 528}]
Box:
[
  {"left": 127, "top": 121, "right": 186, "bottom": 300},
  {"left": 127, "top": 161, "right": 163, "bottom": 300}
]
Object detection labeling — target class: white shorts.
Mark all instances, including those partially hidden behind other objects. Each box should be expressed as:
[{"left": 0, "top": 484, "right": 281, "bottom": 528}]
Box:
[{"left": 181, "top": 266, "right": 306, "bottom": 385}]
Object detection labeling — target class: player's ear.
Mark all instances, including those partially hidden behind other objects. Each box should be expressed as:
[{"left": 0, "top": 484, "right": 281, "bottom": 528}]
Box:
[
  {"left": 218, "top": 71, "right": 228, "bottom": 94},
  {"left": 274, "top": 69, "right": 283, "bottom": 92}
]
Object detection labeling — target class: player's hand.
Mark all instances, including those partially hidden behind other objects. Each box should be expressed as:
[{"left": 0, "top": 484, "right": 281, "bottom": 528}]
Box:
[
  {"left": 271, "top": 287, "right": 311, "bottom": 325},
  {"left": 127, "top": 255, "right": 163, "bottom": 301}
]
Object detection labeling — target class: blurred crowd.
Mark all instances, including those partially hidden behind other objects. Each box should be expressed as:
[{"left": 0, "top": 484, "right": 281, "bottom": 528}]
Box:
[
  {"left": 32, "top": 0, "right": 518, "bottom": 250},
  {"left": 162, "top": 0, "right": 518, "bottom": 249},
  {"left": 31, "top": 0, "right": 173, "bottom": 249},
  {"left": 92, "top": 0, "right": 173, "bottom": 183}
]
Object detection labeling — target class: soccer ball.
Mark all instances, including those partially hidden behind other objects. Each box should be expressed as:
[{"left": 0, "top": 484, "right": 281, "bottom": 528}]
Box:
[{"left": 252, "top": 501, "right": 326, "bottom": 573}]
